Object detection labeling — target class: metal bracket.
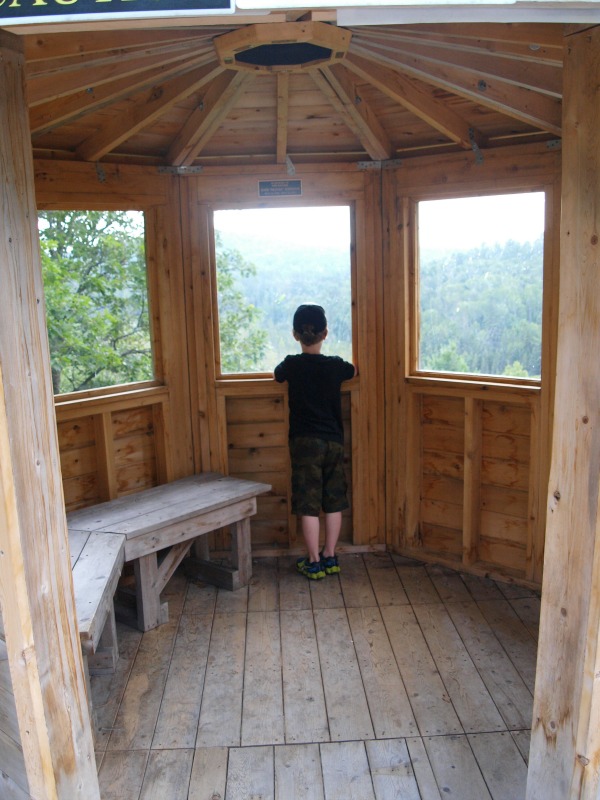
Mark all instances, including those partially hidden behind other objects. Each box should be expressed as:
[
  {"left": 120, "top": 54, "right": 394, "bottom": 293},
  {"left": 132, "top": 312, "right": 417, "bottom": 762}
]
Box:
[
  {"left": 157, "top": 165, "right": 203, "bottom": 175},
  {"left": 546, "top": 139, "right": 562, "bottom": 150},
  {"left": 469, "top": 128, "right": 484, "bottom": 165},
  {"left": 286, "top": 155, "right": 296, "bottom": 176},
  {"left": 95, "top": 163, "right": 106, "bottom": 183}
]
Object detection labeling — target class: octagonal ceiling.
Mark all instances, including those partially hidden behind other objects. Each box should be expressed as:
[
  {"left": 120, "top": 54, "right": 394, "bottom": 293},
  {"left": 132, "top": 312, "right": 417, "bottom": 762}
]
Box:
[{"left": 17, "top": 16, "right": 564, "bottom": 168}]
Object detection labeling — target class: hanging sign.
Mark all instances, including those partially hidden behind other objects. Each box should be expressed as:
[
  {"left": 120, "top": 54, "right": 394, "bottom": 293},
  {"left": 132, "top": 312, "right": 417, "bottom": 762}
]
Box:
[
  {"left": 0, "top": 0, "right": 233, "bottom": 25},
  {"left": 258, "top": 179, "right": 302, "bottom": 198}
]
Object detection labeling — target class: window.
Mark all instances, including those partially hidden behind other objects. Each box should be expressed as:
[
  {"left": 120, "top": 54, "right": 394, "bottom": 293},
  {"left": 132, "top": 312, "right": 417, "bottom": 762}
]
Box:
[
  {"left": 38, "top": 210, "right": 153, "bottom": 394},
  {"left": 213, "top": 206, "right": 353, "bottom": 375},
  {"left": 416, "top": 192, "right": 545, "bottom": 380}
]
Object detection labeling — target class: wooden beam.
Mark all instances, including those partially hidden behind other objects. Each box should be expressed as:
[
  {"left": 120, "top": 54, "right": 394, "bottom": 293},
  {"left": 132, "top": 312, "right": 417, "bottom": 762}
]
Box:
[
  {"left": 30, "top": 52, "right": 215, "bottom": 136},
  {"left": 276, "top": 72, "right": 289, "bottom": 165},
  {"left": 312, "top": 65, "right": 392, "bottom": 161},
  {"left": 350, "top": 40, "right": 562, "bottom": 136},
  {"left": 352, "top": 30, "right": 562, "bottom": 96},
  {"left": 527, "top": 25, "right": 600, "bottom": 800},
  {"left": 26, "top": 40, "right": 212, "bottom": 106},
  {"left": 0, "top": 30, "right": 99, "bottom": 799},
  {"left": 344, "top": 51, "right": 482, "bottom": 151},
  {"left": 76, "top": 61, "right": 224, "bottom": 162},
  {"left": 167, "top": 70, "right": 250, "bottom": 167}
]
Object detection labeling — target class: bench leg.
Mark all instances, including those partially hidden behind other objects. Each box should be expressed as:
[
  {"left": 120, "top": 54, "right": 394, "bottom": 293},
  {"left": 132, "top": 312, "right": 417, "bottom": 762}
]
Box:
[
  {"left": 88, "top": 603, "right": 119, "bottom": 675},
  {"left": 134, "top": 554, "right": 168, "bottom": 632},
  {"left": 231, "top": 517, "right": 252, "bottom": 587}
]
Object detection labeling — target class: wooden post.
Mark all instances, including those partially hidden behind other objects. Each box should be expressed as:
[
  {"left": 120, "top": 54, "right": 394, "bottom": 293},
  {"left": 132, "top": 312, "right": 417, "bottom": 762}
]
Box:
[
  {"left": 527, "top": 26, "right": 600, "bottom": 800},
  {"left": 0, "top": 31, "right": 100, "bottom": 799}
]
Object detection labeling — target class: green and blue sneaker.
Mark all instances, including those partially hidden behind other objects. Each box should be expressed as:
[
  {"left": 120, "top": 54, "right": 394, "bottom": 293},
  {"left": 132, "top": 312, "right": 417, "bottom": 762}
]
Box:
[
  {"left": 320, "top": 553, "right": 340, "bottom": 575},
  {"left": 296, "top": 556, "right": 326, "bottom": 580}
]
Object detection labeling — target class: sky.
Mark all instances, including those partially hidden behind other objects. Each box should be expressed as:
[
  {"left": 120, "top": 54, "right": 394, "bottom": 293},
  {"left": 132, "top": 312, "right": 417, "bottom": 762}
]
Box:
[{"left": 214, "top": 191, "right": 545, "bottom": 252}]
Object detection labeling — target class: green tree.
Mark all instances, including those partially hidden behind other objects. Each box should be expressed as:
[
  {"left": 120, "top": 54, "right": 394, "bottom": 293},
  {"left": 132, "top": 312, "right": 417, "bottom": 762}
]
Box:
[
  {"left": 39, "top": 210, "right": 152, "bottom": 394},
  {"left": 216, "top": 234, "right": 268, "bottom": 372}
]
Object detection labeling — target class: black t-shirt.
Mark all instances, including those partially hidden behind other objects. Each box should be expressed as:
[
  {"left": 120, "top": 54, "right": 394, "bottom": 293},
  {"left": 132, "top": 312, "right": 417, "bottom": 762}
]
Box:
[{"left": 274, "top": 353, "right": 355, "bottom": 444}]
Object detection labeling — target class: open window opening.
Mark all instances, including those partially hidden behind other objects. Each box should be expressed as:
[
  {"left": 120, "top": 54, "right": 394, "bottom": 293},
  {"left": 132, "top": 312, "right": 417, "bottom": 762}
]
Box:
[
  {"left": 212, "top": 205, "right": 353, "bottom": 377},
  {"left": 415, "top": 192, "right": 545, "bottom": 381},
  {"left": 38, "top": 210, "right": 154, "bottom": 395}
]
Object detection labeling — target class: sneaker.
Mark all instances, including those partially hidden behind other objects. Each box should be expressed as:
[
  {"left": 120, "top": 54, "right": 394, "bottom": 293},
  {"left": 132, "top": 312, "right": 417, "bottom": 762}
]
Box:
[
  {"left": 320, "top": 553, "right": 340, "bottom": 575},
  {"left": 296, "top": 556, "right": 326, "bottom": 580}
]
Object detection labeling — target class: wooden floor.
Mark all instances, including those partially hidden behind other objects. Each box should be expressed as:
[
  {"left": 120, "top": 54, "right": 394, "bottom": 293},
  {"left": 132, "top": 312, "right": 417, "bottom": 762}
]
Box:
[{"left": 92, "top": 552, "right": 539, "bottom": 800}]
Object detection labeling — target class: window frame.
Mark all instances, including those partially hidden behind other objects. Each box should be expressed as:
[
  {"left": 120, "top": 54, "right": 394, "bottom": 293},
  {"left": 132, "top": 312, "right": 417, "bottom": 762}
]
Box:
[
  {"left": 37, "top": 203, "right": 162, "bottom": 400},
  {"left": 409, "top": 186, "right": 549, "bottom": 389},
  {"left": 209, "top": 200, "right": 357, "bottom": 381}
]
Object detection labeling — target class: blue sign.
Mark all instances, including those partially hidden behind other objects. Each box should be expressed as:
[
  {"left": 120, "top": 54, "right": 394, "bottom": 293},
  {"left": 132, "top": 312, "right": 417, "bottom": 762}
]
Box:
[{"left": 258, "top": 179, "right": 303, "bottom": 198}]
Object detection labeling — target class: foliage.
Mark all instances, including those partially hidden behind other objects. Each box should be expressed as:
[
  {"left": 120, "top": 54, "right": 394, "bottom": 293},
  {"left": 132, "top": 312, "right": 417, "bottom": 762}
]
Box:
[
  {"left": 216, "top": 234, "right": 268, "bottom": 372},
  {"left": 39, "top": 210, "right": 152, "bottom": 394},
  {"left": 419, "top": 238, "right": 543, "bottom": 378}
]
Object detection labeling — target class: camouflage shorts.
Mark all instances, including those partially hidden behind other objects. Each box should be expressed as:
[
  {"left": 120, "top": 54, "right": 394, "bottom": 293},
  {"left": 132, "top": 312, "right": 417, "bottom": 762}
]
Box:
[{"left": 289, "top": 436, "right": 349, "bottom": 516}]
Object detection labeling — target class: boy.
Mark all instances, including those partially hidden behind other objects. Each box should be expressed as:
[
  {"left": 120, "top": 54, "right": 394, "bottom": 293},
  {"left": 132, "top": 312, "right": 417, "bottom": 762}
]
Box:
[{"left": 274, "top": 304, "right": 356, "bottom": 579}]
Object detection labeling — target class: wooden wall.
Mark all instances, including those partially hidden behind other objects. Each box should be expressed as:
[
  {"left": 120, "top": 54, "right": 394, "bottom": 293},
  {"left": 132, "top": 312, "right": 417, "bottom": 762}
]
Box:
[
  {"left": 34, "top": 144, "right": 560, "bottom": 587},
  {"left": 383, "top": 142, "right": 561, "bottom": 587}
]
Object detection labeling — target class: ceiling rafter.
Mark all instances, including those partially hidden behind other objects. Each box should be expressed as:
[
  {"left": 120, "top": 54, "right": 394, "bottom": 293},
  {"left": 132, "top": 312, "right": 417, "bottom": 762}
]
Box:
[
  {"left": 167, "top": 70, "right": 251, "bottom": 166},
  {"left": 357, "top": 26, "right": 563, "bottom": 67},
  {"left": 350, "top": 41, "right": 562, "bottom": 136},
  {"left": 30, "top": 53, "right": 216, "bottom": 136},
  {"left": 27, "top": 42, "right": 213, "bottom": 106},
  {"left": 312, "top": 65, "right": 392, "bottom": 161},
  {"left": 23, "top": 28, "right": 217, "bottom": 64},
  {"left": 352, "top": 30, "right": 562, "bottom": 97},
  {"left": 344, "top": 51, "right": 482, "bottom": 150},
  {"left": 76, "top": 61, "right": 225, "bottom": 162}
]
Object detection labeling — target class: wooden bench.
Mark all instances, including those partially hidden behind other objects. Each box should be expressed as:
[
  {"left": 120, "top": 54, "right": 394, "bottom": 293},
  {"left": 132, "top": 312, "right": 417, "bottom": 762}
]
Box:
[{"left": 66, "top": 473, "right": 271, "bottom": 633}]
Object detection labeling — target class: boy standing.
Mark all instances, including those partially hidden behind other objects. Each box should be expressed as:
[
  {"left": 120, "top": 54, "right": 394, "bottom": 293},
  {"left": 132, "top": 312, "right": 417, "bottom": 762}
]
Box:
[{"left": 274, "top": 304, "right": 356, "bottom": 579}]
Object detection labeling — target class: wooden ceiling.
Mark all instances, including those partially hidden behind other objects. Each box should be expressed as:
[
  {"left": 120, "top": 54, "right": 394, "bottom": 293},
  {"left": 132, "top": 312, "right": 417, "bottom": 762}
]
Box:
[{"left": 18, "top": 17, "right": 564, "bottom": 168}]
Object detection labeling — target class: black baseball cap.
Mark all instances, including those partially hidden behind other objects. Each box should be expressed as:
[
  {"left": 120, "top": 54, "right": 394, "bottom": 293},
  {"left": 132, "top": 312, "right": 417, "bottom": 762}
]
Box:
[{"left": 293, "top": 304, "right": 327, "bottom": 333}]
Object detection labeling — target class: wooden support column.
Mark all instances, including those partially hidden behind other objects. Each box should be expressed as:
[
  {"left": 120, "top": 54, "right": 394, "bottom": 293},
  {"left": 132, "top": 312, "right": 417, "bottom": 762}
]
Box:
[
  {"left": 527, "top": 26, "right": 600, "bottom": 800},
  {"left": 0, "top": 31, "right": 100, "bottom": 799}
]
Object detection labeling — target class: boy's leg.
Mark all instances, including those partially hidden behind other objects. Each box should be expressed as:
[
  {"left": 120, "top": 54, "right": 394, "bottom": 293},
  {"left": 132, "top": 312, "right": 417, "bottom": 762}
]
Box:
[
  {"left": 300, "top": 514, "right": 321, "bottom": 563},
  {"left": 322, "top": 511, "right": 342, "bottom": 558}
]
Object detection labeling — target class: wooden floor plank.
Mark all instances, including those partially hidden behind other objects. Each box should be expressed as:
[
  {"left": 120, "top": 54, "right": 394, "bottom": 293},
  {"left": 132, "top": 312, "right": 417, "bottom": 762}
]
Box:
[
  {"left": 320, "top": 741, "right": 376, "bottom": 800},
  {"left": 195, "top": 611, "right": 247, "bottom": 747},
  {"left": 338, "top": 554, "right": 378, "bottom": 608},
  {"left": 511, "top": 729, "right": 532, "bottom": 765},
  {"left": 426, "top": 564, "right": 473, "bottom": 604},
  {"left": 182, "top": 579, "right": 218, "bottom": 616},
  {"left": 280, "top": 609, "right": 329, "bottom": 744},
  {"left": 424, "top": 735, "right": 493, "bottom": 800},
  {"left": 139, "top": 749, "right": 193, "bottom": 800},
  {"left": 405, "top": 737, "right": 443, "bottom": 800},
  {"left": 310, "top": 573, "right": 345, "bottom": 609},
  {"left": 278, "top": 557, "right": 312, "bottom": 611},
  {"left": 468, "top": 731, "right": 528, "bottom": 800},
  {"left": 363, "top": 552, "right": 410, "bottom": 606},
  {"left": 274, "top": 743, "right": 325, "bottom": 800},
  {"left": 477, "top": 599, "right": 538, "bottom": 692},
  {"left": 508, "top": 596, "right": 541, "bottom": 640},
  {"left": 106, "top": 620, "right": 179, "bottom": 750},
  {"left": 91, "top": 623, "right": 143, "bottom": 750},
  {"left": 188, "top": 746, "right": 228, "bottom": 800},
  {"left": 395, "top": 564, "right": 441, "bottom": 605},
  {"left": 90, "top": 555, "right": 537, "bottom": 800},
  {"left": 365, "top": 739, "right": 421, "bottom": 800},
  {"left": 227, "top": 745, "right": 274, "bottom": 800},
  {"left": 347, "top": 607, "right": 418, "bottom": 738},
  {"left": 314, "top": 607, "right": 375, "bottom": 742},
  {"left": 152, "top": 613, "right": 212, "bottom": 749},
  {"left": 98, "top": 749, "right": 149, "bottom": 800},
  {"left": 381, "top": 605, "right": 462, "bottom": 736},
  {"left": 248, "top": 558, "right": 279, "bottom": 612},
  {"left": 412, "top": 604, "right": 506, "bottom": 734},
  {"left": 242, "top": 611, "right": 285, "bottom": 746},
  {"left": 445, "top": 600, "right": 533, "bottom": 729}
]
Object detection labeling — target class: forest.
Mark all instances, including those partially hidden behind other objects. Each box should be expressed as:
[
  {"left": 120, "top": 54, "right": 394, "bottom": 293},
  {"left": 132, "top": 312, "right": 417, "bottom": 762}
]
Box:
[{"left": 37, "top": 210, "right": 543, "bottom": 394}]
